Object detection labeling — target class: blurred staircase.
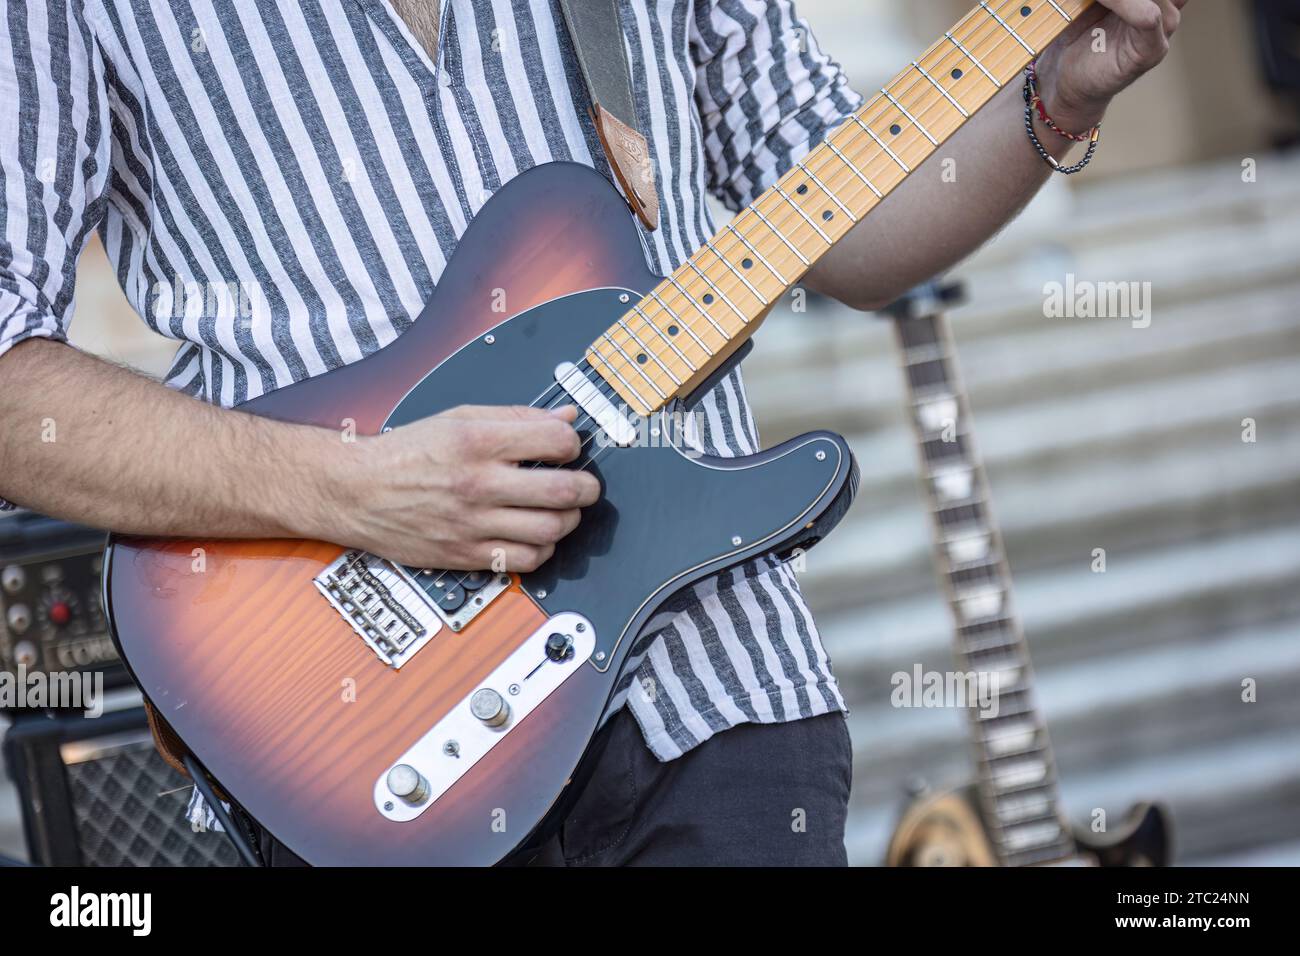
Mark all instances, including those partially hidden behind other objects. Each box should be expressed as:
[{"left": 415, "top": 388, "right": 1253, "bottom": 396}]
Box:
[{"left": 743, "top": 152, "right": 1300, "bottom": 866}]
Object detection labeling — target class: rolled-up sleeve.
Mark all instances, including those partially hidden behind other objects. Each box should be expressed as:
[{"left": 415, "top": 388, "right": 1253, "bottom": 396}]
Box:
[
  {"left": 0, "top": 0, "right": 111, "bottom": 363},
  {"left": 691, "top": 0, "right": 862, "bottom": 212}
]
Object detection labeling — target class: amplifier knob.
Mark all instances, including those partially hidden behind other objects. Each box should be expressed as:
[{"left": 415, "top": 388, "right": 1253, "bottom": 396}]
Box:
[
  {"left": 13, "top": 640, "right": 37, "bottom": 667},
  {"left": 386, "top": 764, "right": 429, "bottom": 804},
  {"left": 6, "top": 603, "right": 31, "bottom": 635},
  {"left": 1, "top": 565, "right": 24, "bottom": 594},
  {"left": 470, "top": 688, "right": 510, "bottom": 727}
]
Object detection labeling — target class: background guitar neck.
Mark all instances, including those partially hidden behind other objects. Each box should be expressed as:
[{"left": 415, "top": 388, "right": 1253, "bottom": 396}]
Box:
[
  {"left": 589, "top": 0, "right": 1093, "bottom": 414},
  {"left": 889, "top": 282, "right": 1075, "bottom": 867}
]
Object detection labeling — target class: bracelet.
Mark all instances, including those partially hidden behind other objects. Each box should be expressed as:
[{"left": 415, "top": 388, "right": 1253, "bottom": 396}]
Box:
[
  {"left": 1025, "top": 60, "right": 1095, "bottom": 142},
  {"left": 1022, "top": 62, "right": 1101, "bottom": 175}
]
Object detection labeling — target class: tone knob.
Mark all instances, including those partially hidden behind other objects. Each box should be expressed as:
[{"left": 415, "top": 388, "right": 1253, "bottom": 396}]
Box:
[
  {"left": 1, "top": 565, "right": 25, "bottom": 594},
  {"left": 470, "top": 688, "right": 510, "bottom": 727},
  {"left": 6, "top": 604, "right": 31, "bottom": 635},
  {"left": 386, "top": 764, "right": 429, "bottom": 804}
]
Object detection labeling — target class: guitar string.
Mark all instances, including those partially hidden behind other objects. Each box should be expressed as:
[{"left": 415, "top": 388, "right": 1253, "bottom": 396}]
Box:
[
  {"left": 547, "top": 0, "right": 1054, "bottom": 435},
  {"left": 574, "top": 0, "right": 1065, "bottom": 412},
  {"left": 420, "top": 3, "right": 1067, "bottom": 597},
  {"left": 535, "top": 0, "right": 1057, "bottom": 448},
  {"left": 562, "top": 1, "right": 1065, "bottom": 473}
]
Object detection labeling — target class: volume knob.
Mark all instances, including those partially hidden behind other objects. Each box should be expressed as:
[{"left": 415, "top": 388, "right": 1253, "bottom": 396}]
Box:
[
  {"left": 470, "top": 688, "right": 510, "bottom": 727},
  {"left": 386, "top": 764, "right": 429, "bottom": 804}
]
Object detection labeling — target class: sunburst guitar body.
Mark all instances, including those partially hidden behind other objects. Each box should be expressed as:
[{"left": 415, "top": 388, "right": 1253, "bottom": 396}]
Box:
[{"left": 103, "top": 162, "right": 858, "bottom": 866}]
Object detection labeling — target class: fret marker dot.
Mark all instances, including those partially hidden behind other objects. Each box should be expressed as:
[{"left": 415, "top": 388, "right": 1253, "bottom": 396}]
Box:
[
  {"left": 667, "top": 324, "right": 679, "bottom": 336},
  {"left": 702, "top": 293, "right": 714, "bottom": 304},
  {"left": 742, "top": 258, "right": 753, "bottom": 269},
  {"left": 1020, "top": 5, "right": 1031, "bottom": 15},
  {"left": 636, "top": 353, "right": 648, "bottom": 364},
  {"left": 890, "top": 123, "right": 902, "bottom": 136},
  {"left": 951, "top": 68, "right": 963, "bottom": 80},
  {"left": 796, "top": 184, "right": 808, "bottom": 195},
  {"left": 822, "top": 210, "right": 833, "bottom": 221}
]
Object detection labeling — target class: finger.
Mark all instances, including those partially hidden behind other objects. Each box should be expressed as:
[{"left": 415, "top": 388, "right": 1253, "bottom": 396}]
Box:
[
  {"left": 488, "top": 417, "right": 584, "bottom": 463},
  {"left": 1095, "top": 0, "right": 1164, "bottom": 31},
  {"left": 474, "top": 507, "right": 582, "bottom": 547},
  {"left": 1155, "top": 0, "right": 1182, "bottom": 34},
  {"left": 442, "top": 403, "right": 576, "bottom": 423},
  {"left": 480, "top": 462, "right": 602, "bottom": 509}
]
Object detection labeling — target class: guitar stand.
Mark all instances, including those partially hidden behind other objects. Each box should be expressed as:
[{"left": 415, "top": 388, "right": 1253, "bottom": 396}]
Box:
[{"left": 183, "top": 754, "right": 266, "bottom": 867}]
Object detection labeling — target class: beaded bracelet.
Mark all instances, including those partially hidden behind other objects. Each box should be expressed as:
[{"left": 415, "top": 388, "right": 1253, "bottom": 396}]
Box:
[{"left": 1022, "top": 62, "right": 1101, "bottom": 175}]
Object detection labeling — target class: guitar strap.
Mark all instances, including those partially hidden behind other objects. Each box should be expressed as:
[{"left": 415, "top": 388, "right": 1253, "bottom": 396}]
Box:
[{"left": 557, "top": 0, "right": 661, "bottom": 230}]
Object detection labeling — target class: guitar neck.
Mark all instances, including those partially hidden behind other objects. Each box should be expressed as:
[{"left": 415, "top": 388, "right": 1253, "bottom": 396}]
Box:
[
  {"left": 589, "top": 0, "right": 1092, "bottom": 414},
  {"left": 893, "top": 295, "right": 1074, "bottom": 866}
]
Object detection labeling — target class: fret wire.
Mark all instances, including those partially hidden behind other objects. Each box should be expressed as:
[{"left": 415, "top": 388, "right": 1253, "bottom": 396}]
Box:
[
  {"left": 602, "top": 331, "right": 667, "bottom": 399},
  {"left": 587, "top": 345, "right": 651, "bottom": 409},
  {"left": 679, "top": 261, "right": 747, "bottom": 327},
  {"left": 616, "top": 318, "right": 681, "bottom": 386},
  {"left": 630, "top": 303, "right": 698, "bottom": 372},
  {"left": 770, "top": 1, "right": 1054, "bottom": 265},
  {"left": 647, "top": 288, "right": 715, "bottom": 357},
  {"left": 851, "top": 113, "right": 910, "bottom": 173},
  {"left": 658, "top": 277, "right": 727, "bottom": 340},
  {"left": 795, "top": 161, "right": 857, "bottom": 223},
  {"left": 912, "top": 60, "right": 969, "bottom": 118},
  {"left": 673, "top": 1, "right": 1030, "bottom": 320},
  {"left": 824, "top": 140, "right": 882, "bottom": 198},
  {"left": 945, "top": 31, "right": 1000, "bottom": 88},
  {"left": 595, "top": 0, "right": 1073, "bottom": 408},
  {"left": 881, "top": 87, "right": 938, "bottom": 146},
  {"left": 693, "top": 0, "right": 1039, "bottom": 314},
  {"left": 725, "top": 222, "right": 788, "bottom": 284},
  {"left": 749, "top": 203, "right": 811, "bottom": 266},
  {"left": 1045, "top": 0, "right": 1072, "bottom": 21},
  {"left": 773, "top": 184, "right": 832, "bottom": 243},
  {"left": 701, "top": 239, "right": 769, "bottom": 305},
  {"left": 979, "top": 1, "right": 1037, "bottom": 56}
]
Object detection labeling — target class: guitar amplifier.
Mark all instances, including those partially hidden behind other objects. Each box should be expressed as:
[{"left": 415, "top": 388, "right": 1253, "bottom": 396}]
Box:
[
  {"left": 2, "top": 705, "right": 239, "bottom": 866},
  {"left": 0, "top": 509, "right": 131, "bottom": 703}
]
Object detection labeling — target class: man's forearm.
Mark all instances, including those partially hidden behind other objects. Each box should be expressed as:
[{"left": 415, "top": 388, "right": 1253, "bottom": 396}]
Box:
[
  {"left": 0, "top": 338, "right": 353, "bottom": 539},
  {"left": 806, "top": 73, "right": 1092, "bottom": 311}
]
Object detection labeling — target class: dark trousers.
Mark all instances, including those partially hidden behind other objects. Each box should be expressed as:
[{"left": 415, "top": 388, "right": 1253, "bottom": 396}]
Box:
[
  {"left": 525, "top": 708, "right": 853, "bottom": 867},
  {"left": 254, "top": 709, "right": 853, "bottom": 867}
]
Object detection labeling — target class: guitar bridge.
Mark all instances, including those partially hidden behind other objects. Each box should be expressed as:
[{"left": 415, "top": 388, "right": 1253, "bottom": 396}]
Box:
[{"left": 314, "top": 551, "right": 509, "bottom": 668}]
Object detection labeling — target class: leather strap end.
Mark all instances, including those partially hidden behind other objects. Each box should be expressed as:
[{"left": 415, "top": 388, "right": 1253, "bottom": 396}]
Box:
[{"left": 591, "top": 104, "right": 659, "bottom": 231}]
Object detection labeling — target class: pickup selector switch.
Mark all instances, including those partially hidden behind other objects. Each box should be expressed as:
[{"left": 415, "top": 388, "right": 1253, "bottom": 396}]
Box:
[{"left": 545, "top": 633, "right": 574, "bottom": 662}]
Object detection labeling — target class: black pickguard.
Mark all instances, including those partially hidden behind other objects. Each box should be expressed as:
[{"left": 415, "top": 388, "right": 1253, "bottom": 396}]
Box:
[{"left": 385, "top": 287, "right": 858, "bottom": 677}]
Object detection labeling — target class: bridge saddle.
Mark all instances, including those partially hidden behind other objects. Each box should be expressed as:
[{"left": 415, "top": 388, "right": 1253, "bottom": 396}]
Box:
[{"left": 313, "top": 551, "right": 510, "bottom": 668}]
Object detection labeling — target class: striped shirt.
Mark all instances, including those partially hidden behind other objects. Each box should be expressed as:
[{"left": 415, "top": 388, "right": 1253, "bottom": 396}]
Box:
[{"left": 0, "top": 0, "right": 861, "bottom": 762}]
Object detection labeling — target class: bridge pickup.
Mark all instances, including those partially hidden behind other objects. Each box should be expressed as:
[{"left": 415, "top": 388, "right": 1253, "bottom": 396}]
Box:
[{"left": 554, "top": 361, "right": 638, "bottom": 447}]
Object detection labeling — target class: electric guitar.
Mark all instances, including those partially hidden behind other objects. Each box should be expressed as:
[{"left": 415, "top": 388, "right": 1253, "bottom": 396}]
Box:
[
  {"left": 104, "top": 1, "right": 1097, "bottom": 865},
  {"left": 880, "top": 281, "right": 1170, "bottom": 867}
]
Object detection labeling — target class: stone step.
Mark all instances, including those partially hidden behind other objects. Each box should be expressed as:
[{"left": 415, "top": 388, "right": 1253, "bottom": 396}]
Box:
[
  {"left": 748, "top": 279, "right": 1300, "bottom": 437},
  {"left": 800, "top": 411, "right": 1300, "bottom": 612},
  {"left": 819, "top": 521, "right": 1300, "bottom": 675}
]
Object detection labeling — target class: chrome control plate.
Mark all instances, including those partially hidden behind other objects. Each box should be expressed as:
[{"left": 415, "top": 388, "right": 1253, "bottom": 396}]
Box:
[{"left": 374, "top": 612, "right": 596, "bottom": 821}]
